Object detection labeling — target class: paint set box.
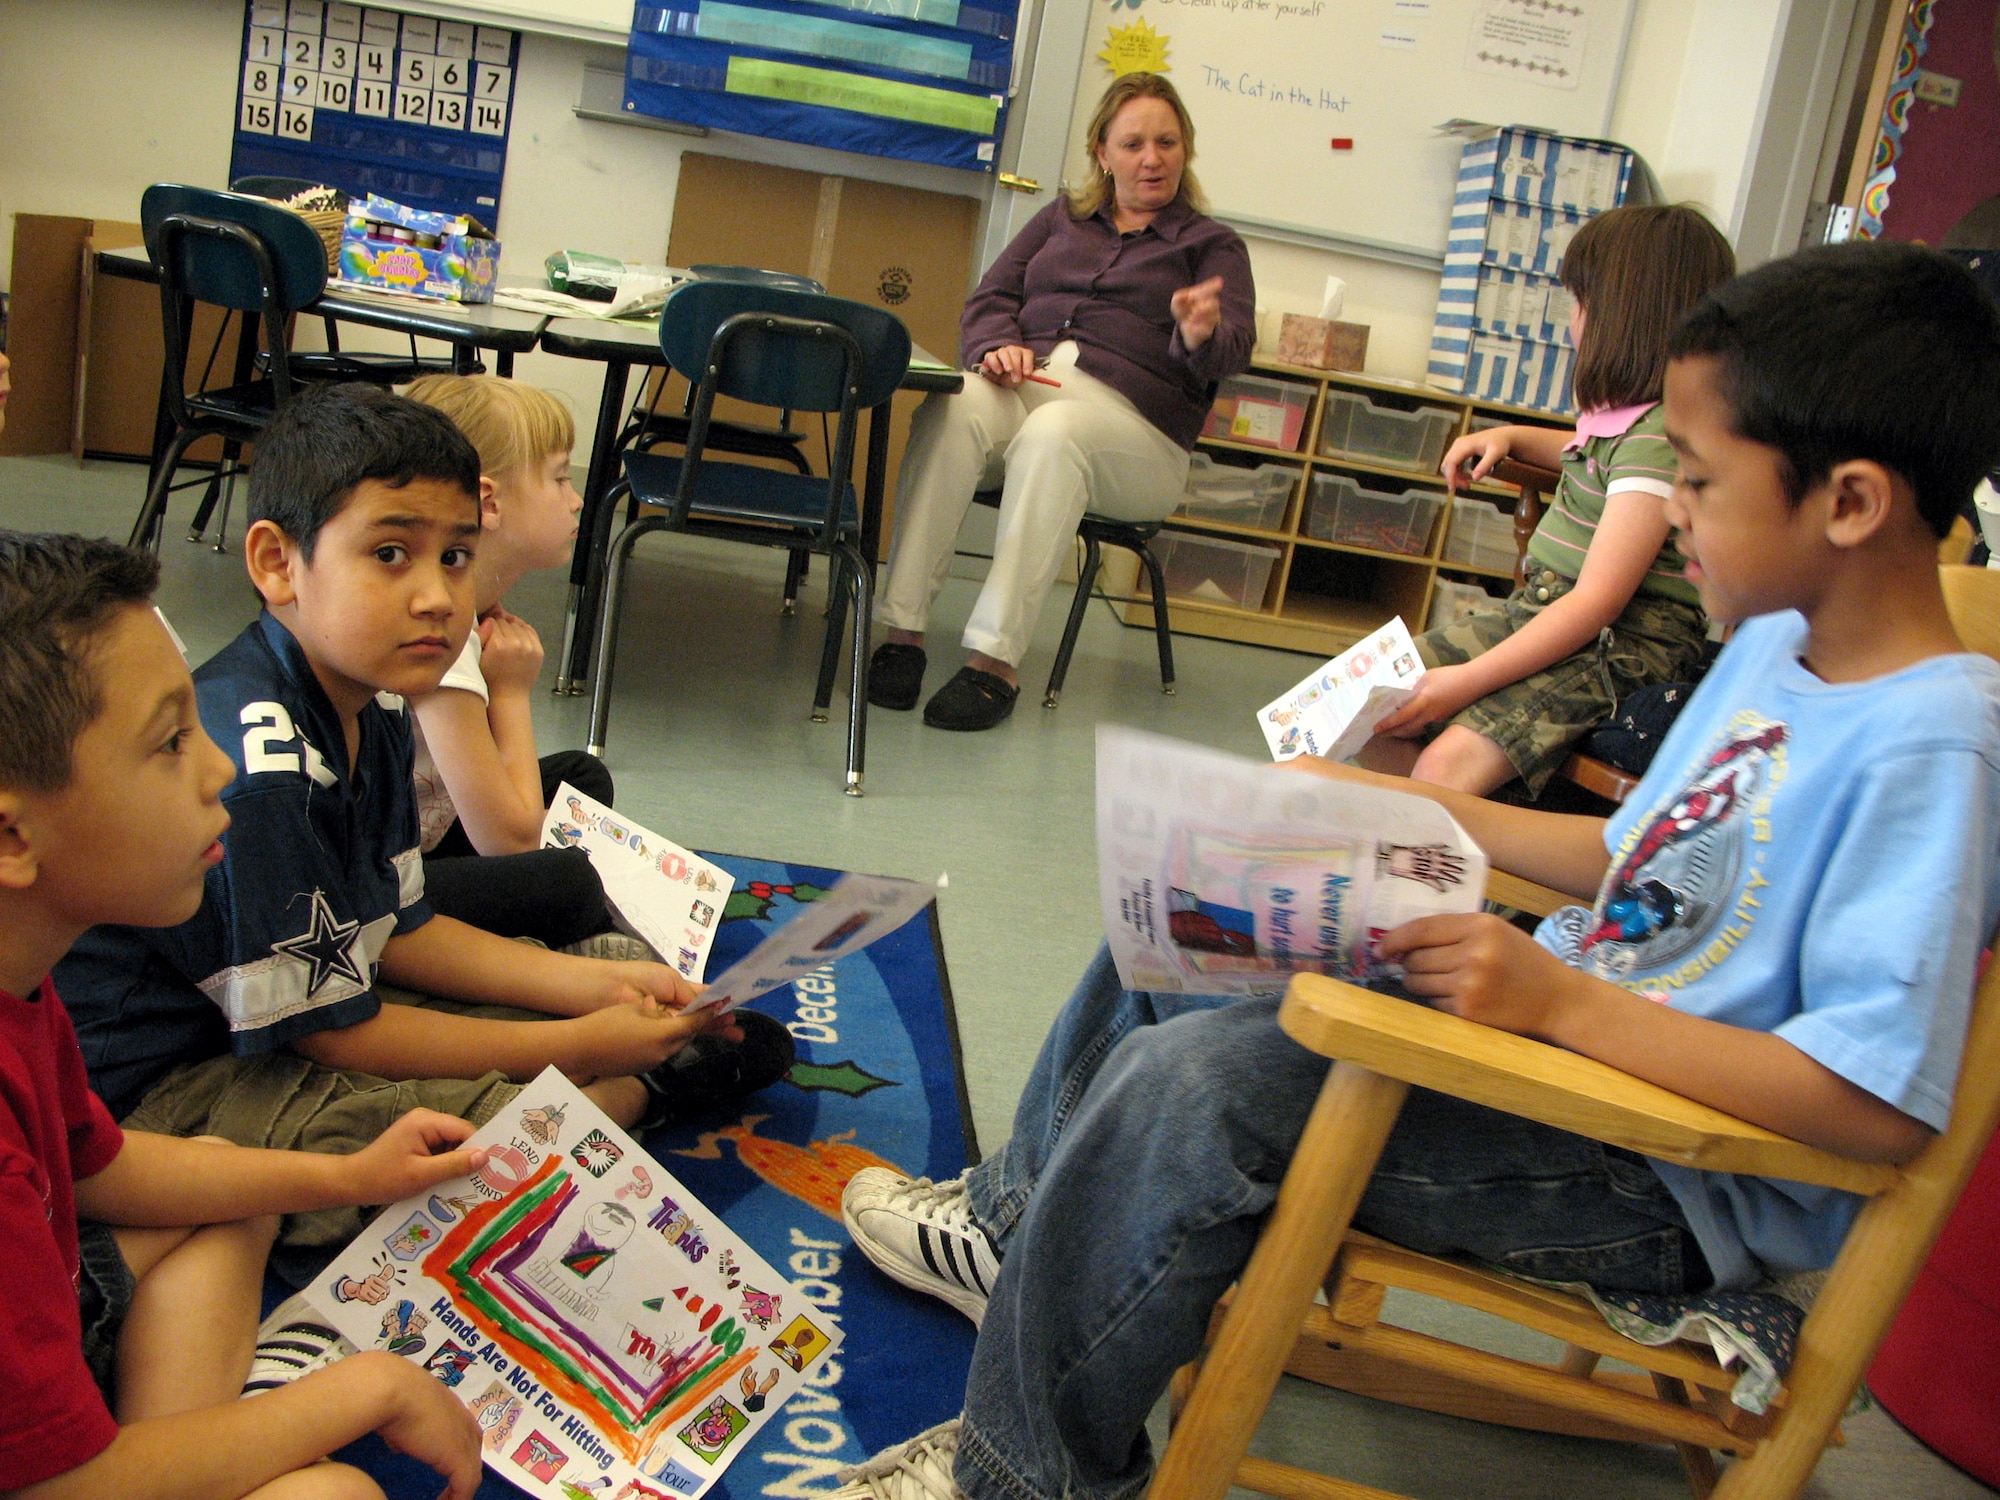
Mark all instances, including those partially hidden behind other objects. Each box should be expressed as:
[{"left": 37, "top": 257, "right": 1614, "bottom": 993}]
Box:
[{"left": 337, "top": 193, "right": 500, "bottom": 302}]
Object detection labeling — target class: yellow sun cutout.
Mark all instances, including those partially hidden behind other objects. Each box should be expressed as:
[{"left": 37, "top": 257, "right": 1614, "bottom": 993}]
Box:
[{"left": 1100, "top": 18, "right": 1170, "bottom": 77}]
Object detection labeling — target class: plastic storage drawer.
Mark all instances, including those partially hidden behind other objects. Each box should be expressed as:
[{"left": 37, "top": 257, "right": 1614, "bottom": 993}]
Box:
[
  {"left": 1317, "top": 392, "right": 1458, "bottom": 474},
  {"left": 1441, "top": 496, "right": 1520, "bottom": 574},
  {"left": 1305, "top": 475, "right": 1442, "bottom": 557},
  {"left": 1201, "top": 375, "right": 1311, "bottom": 451},
  {"left": 1155, "top": 530, "right": 1281, "bottom": 610},
  {"left": 1175, "top": 454, "right": 1294, "bottom": 531},
  {"left": 1427, "top": 578, "right": 1500, "bottom": 632}
]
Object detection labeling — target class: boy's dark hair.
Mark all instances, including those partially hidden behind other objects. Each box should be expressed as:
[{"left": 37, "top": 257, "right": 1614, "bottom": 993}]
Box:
[
  {"left": 1670, "top": 241, "right": 2000, "bottom": 537},
  {"left": 1563, "top": 203, "right": 1736, "bottom": 412},
  {"left": 0, "top": 531, "right": 160, "bottom": 793},
  {"left": 248, "top": 382, "right": 481, "bottom": 557}
]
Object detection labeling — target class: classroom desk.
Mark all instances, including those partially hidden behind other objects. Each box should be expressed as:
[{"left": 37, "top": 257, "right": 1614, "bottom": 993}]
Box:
[
  {"left": 537, "top": 312, "right": 963, "bottom": 692},
  {"left": 94, "top": 245, "right": 550, "bottom": 378}
]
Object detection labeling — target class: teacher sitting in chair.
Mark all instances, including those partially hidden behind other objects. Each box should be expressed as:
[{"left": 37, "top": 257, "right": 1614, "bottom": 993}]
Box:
[{"left": 870, "top": 71, "right": 1256, "bottom": 731}]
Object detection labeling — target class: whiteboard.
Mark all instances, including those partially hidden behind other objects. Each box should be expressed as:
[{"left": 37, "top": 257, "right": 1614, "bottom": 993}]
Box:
[
  {"left": 390, "top": 0, "right": 635, "bottom": 43},
  {"left": 1098, "top": 0, "right": 1633, "bottom": 262}
]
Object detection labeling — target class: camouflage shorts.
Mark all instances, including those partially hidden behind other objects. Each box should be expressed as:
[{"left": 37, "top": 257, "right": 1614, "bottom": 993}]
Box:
[{"left": 1414, "top": 566, "right": 1708, "bottom": 795}]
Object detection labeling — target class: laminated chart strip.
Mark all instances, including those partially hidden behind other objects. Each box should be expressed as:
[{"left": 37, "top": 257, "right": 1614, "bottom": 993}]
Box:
[
  {"left": 230, "top": 0, "right": 517, "bottom": 223},
  {"left": 625, "top": 0, "right": 1017, "bottom": 172}
]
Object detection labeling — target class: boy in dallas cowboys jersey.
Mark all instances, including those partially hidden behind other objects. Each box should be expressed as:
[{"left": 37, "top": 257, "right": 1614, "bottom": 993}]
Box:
[
  {"left": 57, "top": 385, "right": 789, "bottom": 1267},
  {"left": 830, "top": 244, "right": 2000, "bottom": 1500}
]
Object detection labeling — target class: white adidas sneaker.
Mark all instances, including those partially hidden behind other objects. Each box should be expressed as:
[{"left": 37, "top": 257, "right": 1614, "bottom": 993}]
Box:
[
  {"left": 242, "top": 1292, "right": 356, "bottom": 1395},
  {"left": 841, "top": 1169, "right": 1000, "bottom": 1325},
  {"left": 830, "top": 1419, "right": 966, "bottom": 1500}
]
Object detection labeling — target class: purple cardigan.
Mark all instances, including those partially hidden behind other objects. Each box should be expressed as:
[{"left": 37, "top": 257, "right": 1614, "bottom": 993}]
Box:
[{"left": 960, "top": 197, "right": 1257, "bottom": 449}]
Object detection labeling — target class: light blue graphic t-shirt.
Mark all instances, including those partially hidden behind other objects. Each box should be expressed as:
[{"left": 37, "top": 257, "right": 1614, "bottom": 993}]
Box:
[{"left": 1537, "top": 609, "right": 2000, "bottom": 1290}]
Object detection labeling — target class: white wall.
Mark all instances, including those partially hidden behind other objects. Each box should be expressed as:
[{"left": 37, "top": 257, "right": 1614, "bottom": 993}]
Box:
[
  {"left": 0, "top": 0, "right": 984, "bottom": 457},
  {"left": 1051, "top": 0, "right": 1808, "bottom": 383},
  {"left": 0, "top": 0, "right": 1810, "bottom": 413}
]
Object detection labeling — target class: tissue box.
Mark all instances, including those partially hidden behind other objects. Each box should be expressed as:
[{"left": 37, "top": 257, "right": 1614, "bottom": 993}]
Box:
[
  {"left": 337, "top": 195, "right": 499, "bottom": 304},
  {"left": 1276, "top": 314, "right": 1369, "bottom": 372}
]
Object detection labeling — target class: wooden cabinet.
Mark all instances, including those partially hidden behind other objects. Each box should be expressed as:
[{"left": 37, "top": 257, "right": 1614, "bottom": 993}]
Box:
[{"left": 1124, "top": 358, "right": 1570, "bottom": 656}]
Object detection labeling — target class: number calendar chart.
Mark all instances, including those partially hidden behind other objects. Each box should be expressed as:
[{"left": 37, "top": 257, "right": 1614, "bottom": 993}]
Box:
[{"left": 233, "top": 1, "right": 518, "bottom": 224}]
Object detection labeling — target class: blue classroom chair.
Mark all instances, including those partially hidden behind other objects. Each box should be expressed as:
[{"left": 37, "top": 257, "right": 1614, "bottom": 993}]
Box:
[{"left": 584, "top": 279, "right": 911, "bottom": 796}]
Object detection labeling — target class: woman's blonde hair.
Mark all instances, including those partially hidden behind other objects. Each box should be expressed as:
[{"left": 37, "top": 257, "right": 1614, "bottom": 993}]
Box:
[
  {"left": 402, "top": 374, "right": 575, "bottom": 480},
  {"left": 1066, "top": 72, "right": 1206, "bottom": 220}
]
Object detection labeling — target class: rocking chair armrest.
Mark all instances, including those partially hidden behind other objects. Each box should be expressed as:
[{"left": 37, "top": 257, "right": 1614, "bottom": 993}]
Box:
[
  {"left": 1484, "top": 869, "right": 1570, "bottom": 918},
  {"left": 1489, "top": 458, "right": 1562, "bottom": 494},
  {"left": 1278, "top": 973, "right": 1899, "bottom": 1196}
]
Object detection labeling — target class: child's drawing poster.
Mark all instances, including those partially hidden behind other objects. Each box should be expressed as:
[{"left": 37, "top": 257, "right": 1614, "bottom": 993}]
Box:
[
  {"left": 542, "top": 784, "right": 735, "bottom": 981},
  {"left": 308, "top": 1069, "right": 840, "bottom": 1500},
  {"left": 1257, "top": 617, "right": 1426, "bottom": 764}
]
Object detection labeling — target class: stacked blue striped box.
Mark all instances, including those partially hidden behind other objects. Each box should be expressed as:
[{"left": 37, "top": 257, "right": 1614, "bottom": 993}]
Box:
[{"left": 1427, "top": 126, "right": 1637, "bottom": 414}]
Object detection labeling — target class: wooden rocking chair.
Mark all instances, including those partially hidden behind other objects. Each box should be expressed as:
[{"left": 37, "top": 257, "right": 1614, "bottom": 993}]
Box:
[{"left": 1149, "top": 568, "right": 2000, "bottom": 1500}]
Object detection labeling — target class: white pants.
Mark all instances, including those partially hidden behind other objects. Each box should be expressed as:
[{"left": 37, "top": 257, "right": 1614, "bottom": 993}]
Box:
[{"left": 875, "top": 341, "right": 1191, "bottom": 667}]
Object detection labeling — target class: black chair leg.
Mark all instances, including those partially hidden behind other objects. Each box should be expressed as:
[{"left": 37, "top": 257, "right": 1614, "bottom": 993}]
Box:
[
  {"left": 1138, "top": 538, "right": 1177, "bottom": 694},
  {"left": 129, "top": 425, "right": 211, "bottom": 553},
  {"left": 813, "top": 551, "right": 848, "bottom": 723},
  {"left": 782, "top": 549, "right": 810, "bottom": 617},
  {"left": 188, "top": 469, "right": 225, "bottom": 542},
  {"left": 561, "top": 480, "right": 636, "bottom": 699},
  {"left": 1044, "top": 533, "right": 1104, "bottom": 710},
  {"left": 839, "top": 540, "right": 871, "bottom": 796},
  {"left": 585, "top": 513, "right": 669, "bottom": 758}
]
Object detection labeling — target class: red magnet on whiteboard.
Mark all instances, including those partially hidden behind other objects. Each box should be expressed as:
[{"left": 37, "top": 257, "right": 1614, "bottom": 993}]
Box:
[{"left": 1330, "top": 138, "right": 1353, "bottom": 150}]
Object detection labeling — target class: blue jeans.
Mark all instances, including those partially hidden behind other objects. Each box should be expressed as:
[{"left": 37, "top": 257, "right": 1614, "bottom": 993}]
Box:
[{"left": 954, "top": 945, "right": 1705, "bottom": 1500}]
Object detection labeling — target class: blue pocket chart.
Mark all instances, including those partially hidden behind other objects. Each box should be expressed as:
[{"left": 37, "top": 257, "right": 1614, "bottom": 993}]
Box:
[
  {"left": 623, "top": 0, "right": 1018, "bottom": 174},
  {"left": 231, "top": 1, "right": 517, "bottom": 224}
]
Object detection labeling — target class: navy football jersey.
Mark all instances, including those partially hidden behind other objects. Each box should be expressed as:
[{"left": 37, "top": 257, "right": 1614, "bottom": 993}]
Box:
[{"left": 59, "top": 613, "right": 432, "bottom": 1118}]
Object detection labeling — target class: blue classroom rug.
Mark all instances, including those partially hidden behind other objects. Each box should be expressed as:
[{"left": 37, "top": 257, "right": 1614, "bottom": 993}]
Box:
[{"left": 328, "top": 854, "right": 980, "bottom": 1499}]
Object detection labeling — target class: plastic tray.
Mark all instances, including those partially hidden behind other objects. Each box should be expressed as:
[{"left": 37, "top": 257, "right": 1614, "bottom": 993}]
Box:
[
  {"left": 1175, "top": 454, "right": 1294, "bottom": 531},
  {"left": 1427, "top": 577, "right": 1501, "bottom": 632},
  {"left": 1317, "top": 391, "right": 1458, "bottom": 474},
  {"left": 1201, "top": 374, "right": 1311, "bottom": 451},
  {"left": 1305, "top": 475, "right": 1442, "bottom": 557},
  {"left": 1441, "top": 496, "right": 1520, "bottom": 574},
  {"left": 1154, "top": 529, "right": 1281, "bottom": 610}
]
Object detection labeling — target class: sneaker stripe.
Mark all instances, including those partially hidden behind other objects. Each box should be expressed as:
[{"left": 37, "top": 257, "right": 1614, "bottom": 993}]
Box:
[
  {"left": 962, "top": 1237, "right": 990, "bottom": 1296},
  {"left": 917, "top": 1223, "right": 948, "bottom": 1283},
  {"left": 938, "top": 1231, "right": 966, "bottom": 1289}
]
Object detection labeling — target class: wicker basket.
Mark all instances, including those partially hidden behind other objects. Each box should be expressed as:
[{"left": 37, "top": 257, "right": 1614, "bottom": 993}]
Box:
[{"left": 289, "top": 207, "right": 347, "bottom": 273}]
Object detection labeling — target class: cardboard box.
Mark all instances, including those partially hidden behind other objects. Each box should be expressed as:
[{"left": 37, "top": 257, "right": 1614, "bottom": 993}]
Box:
[
  {"left": 1472, "top": 265, "right": 1575, "bottom": 345},
  {"left": 1275, "top": 313, "right": 1368, "bottom": 372},
  {"left": 337, "top": 196, "right": 499, "bottom": 304},
  {"left": 1459, "top": 332, "right": 1574, "bottom": 412}
]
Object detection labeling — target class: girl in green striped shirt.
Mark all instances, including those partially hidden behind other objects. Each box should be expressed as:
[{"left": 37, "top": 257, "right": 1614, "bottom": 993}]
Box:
[{"left": 1365, "top": 204, "right": 1735, "bottom": 796}]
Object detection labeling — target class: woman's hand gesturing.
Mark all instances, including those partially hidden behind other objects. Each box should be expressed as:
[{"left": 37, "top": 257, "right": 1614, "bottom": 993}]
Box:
[{"left": 1171, "top": 276, "right": 1224, "bottom": 350}]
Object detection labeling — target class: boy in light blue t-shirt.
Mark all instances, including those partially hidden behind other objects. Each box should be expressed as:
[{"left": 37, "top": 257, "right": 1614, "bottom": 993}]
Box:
[{"left": 825, "top": 242, "right": 2000, "bottom": 1500}]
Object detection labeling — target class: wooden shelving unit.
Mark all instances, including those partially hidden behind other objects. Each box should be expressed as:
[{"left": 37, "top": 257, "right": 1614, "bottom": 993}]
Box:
[{"left": 1124, "top": 358, "right": 1569, "bottom": 657}]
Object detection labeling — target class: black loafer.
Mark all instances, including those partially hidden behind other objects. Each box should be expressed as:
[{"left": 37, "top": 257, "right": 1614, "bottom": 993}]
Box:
[
  {"left": 922, "top": 666, "right": 1020, "bottom": 731},
  {"left": 637, "top": 1009, "right": 795, "bottom": 1131},
  {"left": 867, "top": 642, "right": 927, "bottom": 711}
]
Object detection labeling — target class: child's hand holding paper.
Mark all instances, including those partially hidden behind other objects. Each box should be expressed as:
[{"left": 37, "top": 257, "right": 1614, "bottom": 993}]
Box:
[{"left": 1371, "top": 661, "right": 1482, "bottom": 738}]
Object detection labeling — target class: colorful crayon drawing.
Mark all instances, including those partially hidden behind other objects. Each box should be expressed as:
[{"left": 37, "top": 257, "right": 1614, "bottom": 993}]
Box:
[
  {"left": 423, "top": 1340, "right": 475, "bottom": 1388},
  {"left": 572, "top": 1129, "right": 624, "bottom": 1178},
  {"left": 615, "top": 1166, "right": 655, "bottom": 1202},
  {"left": 676, "top": 1395, "right": 749, "bottom": 1460},
  {"left": 614, "top": 1481, "right": 675, "bottom": 1500},
  {"left": 424, "top": 1158, "right": 759, "bottom": 1460},
  {"left": 675, "top": 1115, "right": 907, "bottom": 1220},
  {"left": 767, "top": 1315, "right": 829, "bottom": 1373},
  {"left": 513, "top": 1430, "right": 570, "bottom": 1483},
  {"left": 469, "top": 1380, "right": 523, "bottom": 1452}
]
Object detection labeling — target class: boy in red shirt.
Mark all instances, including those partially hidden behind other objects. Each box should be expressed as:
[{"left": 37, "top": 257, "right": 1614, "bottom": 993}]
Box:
[{"left": 0, "top": 531, "right": 485, "bottom": 1499}]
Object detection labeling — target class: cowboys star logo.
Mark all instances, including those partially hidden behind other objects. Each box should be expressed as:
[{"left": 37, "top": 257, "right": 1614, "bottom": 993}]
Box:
[{"left": 271, "top": 890, "right": 368, "bottom": 997}]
